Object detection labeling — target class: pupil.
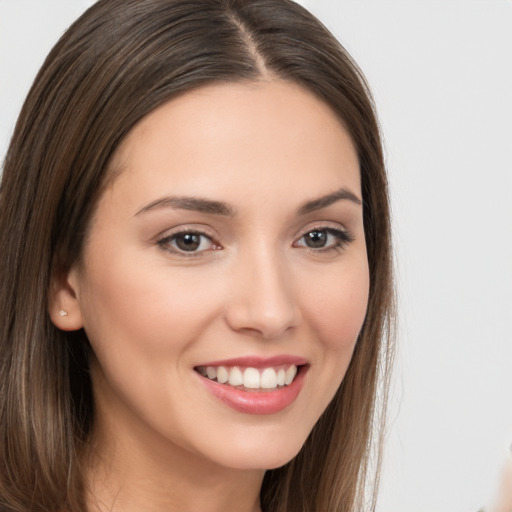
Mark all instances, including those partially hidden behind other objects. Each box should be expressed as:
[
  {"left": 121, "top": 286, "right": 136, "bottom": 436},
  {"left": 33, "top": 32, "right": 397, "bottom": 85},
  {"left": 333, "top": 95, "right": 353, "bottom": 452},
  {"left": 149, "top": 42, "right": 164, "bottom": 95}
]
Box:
[
  {"left": 176, "top": 233, "right": 200, "bottom": 251},
  {"left": 306, "top": 230, "right": 327, "bottom": 248}
]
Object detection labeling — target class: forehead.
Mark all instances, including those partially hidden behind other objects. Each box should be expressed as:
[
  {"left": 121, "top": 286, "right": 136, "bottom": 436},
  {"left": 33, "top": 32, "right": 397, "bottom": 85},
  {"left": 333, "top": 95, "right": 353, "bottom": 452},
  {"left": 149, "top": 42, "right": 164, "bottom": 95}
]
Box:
[{"left": 104, "top": 80, "right": 360, "bottom": 215}]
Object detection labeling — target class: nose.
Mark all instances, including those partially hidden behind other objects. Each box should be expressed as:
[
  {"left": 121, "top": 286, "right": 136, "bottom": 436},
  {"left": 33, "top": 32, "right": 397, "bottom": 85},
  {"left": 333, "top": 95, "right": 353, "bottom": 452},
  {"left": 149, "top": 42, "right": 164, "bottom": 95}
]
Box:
[{"left": 224, "top": 246, "right": 302, "bottom": 340}]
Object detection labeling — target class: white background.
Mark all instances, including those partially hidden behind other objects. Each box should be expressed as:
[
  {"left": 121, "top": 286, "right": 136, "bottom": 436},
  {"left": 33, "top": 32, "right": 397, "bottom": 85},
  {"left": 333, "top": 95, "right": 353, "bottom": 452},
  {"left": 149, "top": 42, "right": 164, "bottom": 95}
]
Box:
[{"left": 1, "top": 1, "right": 511, "bottom": 511}]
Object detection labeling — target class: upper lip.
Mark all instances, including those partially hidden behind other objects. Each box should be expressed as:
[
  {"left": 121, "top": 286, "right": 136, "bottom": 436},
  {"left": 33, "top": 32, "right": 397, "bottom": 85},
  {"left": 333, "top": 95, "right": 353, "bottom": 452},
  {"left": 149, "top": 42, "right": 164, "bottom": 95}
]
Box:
[{"left": 195, "top": 355, "right": 309, "bottom": 368}]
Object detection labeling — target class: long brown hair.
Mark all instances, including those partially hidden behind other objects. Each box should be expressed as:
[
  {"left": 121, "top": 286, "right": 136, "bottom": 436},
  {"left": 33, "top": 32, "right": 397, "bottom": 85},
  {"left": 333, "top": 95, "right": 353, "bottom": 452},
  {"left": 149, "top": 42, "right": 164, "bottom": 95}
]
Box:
[{"left": 0, "top": 1, "right": 394, "bottom": 510}]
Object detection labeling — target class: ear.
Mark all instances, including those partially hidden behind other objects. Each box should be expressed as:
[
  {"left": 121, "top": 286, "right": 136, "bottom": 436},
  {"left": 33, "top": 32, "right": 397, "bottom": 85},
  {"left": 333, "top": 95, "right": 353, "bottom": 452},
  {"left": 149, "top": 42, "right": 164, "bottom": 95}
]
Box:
[{"left": 48, "top": 265, "right": 84, "bottom": 331}]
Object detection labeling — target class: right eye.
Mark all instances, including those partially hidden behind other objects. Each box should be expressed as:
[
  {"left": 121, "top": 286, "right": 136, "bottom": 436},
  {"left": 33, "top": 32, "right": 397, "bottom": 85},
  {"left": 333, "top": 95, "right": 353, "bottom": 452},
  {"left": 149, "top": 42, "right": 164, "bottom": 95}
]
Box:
[{"left": 157, "top": 231, "right": 219, "bottom": 255}]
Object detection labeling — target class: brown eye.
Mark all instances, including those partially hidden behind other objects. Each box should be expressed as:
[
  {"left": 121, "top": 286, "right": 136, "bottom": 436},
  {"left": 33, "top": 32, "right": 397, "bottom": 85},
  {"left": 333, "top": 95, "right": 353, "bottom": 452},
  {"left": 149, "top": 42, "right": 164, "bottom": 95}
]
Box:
[
  {"left": 175, "top": 233, "right": 202, "bottom": 251},
  {"left": 304, "top": 230, "right": 328, "bottom": 248},
  {"left": 158, "top": 231, "right": 217, "bottom": 255},
  {"left": 294, "top": 227, "right": 354, "bottom": 252}
]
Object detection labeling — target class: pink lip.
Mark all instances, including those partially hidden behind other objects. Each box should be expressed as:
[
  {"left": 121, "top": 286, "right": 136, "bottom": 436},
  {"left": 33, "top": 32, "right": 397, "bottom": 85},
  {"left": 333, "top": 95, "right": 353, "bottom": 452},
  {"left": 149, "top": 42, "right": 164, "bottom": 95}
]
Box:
[
  {"left": 197, "top": 366, "right": 308, "bottom": 415},
  {"left": 196, "top": 354, "right": 308, "bottom": 369}
]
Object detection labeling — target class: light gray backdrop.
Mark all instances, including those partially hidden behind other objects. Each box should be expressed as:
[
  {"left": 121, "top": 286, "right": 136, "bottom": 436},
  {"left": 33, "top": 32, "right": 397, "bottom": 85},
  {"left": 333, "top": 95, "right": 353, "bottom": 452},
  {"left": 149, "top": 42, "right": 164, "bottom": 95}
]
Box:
[{"left": 1, "top": 1, "right": 511, "bottom": 511}]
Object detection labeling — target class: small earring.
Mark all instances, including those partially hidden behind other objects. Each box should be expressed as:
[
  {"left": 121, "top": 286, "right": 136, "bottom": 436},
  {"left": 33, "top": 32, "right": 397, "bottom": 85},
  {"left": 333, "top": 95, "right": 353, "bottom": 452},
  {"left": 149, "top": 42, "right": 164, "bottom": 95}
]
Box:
[{"left": 59, "top": 309, "right": 68, "bottom": 317}]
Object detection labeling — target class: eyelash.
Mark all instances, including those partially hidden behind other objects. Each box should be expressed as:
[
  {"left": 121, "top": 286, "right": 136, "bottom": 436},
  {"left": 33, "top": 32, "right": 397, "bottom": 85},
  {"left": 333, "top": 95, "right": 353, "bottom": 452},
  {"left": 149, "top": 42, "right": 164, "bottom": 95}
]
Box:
[
  {"left": 156, "top": 226, "right": 354, "bottom": 257},
  {"left": 157, "top": 230, "right": 219, "bottom": 258},
  {"left": 293, "top": 226, "right": 354, "bottom": 254}
]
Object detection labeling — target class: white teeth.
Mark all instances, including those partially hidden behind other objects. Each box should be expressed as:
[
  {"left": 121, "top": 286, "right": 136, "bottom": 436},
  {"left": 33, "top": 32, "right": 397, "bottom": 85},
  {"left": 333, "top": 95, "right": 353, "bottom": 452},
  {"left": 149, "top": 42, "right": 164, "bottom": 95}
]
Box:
[
  {"left": 228, "top": 367, "right": 244, "bottom": 387},
  {"left": 200, "top": 364, "right": 299, "bottom": 389},
  {"left": 260, "top": 368, "right": 278, "bottom": 389},
  {"left": 217, "top": 366, "right": 229, "bottom": 384},
  {"left": 284, "top": 365, "right": 297, "bottom": 385},
  {"left": 243, "top": 367, "right": 260, "bottom": 389}
]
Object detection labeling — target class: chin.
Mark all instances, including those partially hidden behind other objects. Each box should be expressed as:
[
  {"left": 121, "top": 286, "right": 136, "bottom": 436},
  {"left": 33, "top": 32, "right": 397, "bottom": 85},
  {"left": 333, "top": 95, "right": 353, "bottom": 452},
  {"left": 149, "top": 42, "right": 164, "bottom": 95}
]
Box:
[{"left": 205, "top": 430, "right": 307, "bottom": 471}]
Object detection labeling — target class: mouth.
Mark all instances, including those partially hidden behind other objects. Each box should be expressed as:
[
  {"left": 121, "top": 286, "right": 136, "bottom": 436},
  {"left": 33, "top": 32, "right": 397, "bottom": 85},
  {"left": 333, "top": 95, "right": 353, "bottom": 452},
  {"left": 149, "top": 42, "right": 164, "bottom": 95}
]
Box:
[
  {"left": 194, "top": 364, "right": 302, "bottom": 392},
  {"left": 194, "top": 357, "right": 309, "bottom": 415}
]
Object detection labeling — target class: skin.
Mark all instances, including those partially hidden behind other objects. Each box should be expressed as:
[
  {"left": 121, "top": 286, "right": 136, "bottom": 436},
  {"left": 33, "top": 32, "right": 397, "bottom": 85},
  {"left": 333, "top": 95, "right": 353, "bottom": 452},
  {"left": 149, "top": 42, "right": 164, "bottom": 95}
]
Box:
[
  {"left": 491, "top": 453, "right": 512, "bottom": 512},
  {"left": 50, "top": 80, "right": 369, "bottom": 512}
]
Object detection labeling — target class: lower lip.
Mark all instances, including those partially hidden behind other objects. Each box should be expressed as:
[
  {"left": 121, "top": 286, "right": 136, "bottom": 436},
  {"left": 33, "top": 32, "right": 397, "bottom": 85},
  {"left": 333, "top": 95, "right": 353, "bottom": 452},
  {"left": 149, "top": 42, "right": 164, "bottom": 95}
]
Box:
[{"left": 197, "top": 367, "right": 307, "bottom": 415}]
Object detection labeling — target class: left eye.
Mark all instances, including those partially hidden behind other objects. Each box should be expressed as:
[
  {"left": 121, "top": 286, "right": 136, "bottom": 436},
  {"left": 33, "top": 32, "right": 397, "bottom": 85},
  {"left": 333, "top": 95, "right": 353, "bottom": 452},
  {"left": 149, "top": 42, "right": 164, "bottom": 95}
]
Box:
[
  {"left": 158, "top": 231, "right": 216, "bottom": 253},
  {"left": 294, "top": 228, "right": 351, "bottom": 250}
]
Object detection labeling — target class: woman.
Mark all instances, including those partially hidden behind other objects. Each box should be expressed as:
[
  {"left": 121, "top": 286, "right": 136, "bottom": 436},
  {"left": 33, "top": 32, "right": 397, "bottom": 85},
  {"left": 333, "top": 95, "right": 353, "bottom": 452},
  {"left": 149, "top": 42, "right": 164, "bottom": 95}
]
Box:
[{"left": 0, "top": 0, "right": 394, "bottom": 511}]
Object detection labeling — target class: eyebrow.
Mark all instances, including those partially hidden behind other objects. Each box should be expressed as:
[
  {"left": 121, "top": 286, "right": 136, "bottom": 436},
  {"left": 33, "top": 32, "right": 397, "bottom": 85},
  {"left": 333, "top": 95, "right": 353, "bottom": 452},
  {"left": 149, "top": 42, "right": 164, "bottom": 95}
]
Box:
[
  {"left": 296, "top": 187, "right": 362, "bottom": 215},
  {"left": 136, "top": 196, "right": 235, "bottom": 217},
  {"left": 135, "top": 187, "right": 361, "bottom": 217}
]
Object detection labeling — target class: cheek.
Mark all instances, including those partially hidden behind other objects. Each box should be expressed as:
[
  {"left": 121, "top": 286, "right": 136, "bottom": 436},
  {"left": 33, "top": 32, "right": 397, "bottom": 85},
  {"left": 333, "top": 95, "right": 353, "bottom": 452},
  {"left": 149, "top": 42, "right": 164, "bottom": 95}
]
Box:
[
  {"left": 77, "top": 260, "right": 219, "bottom": 426},
  {"left": 283, "top": 257, "right": 369, "bottom": 444},
  {"left": 303, "top": 260, "right": 370, "bottom": 354},
  {"left": 78, "top": 256, "right": 222, "bottom": 360}
]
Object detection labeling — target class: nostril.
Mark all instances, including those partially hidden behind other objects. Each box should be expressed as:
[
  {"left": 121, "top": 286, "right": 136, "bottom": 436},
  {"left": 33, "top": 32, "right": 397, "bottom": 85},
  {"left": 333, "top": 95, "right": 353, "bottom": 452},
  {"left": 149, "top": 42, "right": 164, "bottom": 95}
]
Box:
[
  {"left": 224, "top": 303, "right": 301, "bottom": 340},
  {"left": 222, "top": 257, "right": 304, "bottom": 340}
]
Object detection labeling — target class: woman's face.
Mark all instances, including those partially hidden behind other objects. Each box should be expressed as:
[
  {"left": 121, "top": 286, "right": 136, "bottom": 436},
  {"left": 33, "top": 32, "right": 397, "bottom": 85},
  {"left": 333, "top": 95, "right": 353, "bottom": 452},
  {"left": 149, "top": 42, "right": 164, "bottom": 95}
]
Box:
[{"left": 62, "top": 80, "right": 369, "bottom": 471}]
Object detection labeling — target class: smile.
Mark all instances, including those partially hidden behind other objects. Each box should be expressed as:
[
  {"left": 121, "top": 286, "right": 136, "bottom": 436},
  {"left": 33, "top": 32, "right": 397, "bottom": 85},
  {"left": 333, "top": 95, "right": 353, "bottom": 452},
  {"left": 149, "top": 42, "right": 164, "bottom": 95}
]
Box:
[
  {"left": 194, "top": 356, "right": 309, "bottom": 415},
  {"left": 196, "top": 364, "right": 298, "bottom": 391}
]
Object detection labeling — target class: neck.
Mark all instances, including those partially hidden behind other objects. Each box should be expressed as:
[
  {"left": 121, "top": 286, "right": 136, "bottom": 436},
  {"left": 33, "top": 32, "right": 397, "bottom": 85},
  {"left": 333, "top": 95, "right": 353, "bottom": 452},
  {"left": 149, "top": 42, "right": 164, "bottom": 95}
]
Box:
[{"left": 84, "top": 414, "right": 264, "bottom": 512}]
